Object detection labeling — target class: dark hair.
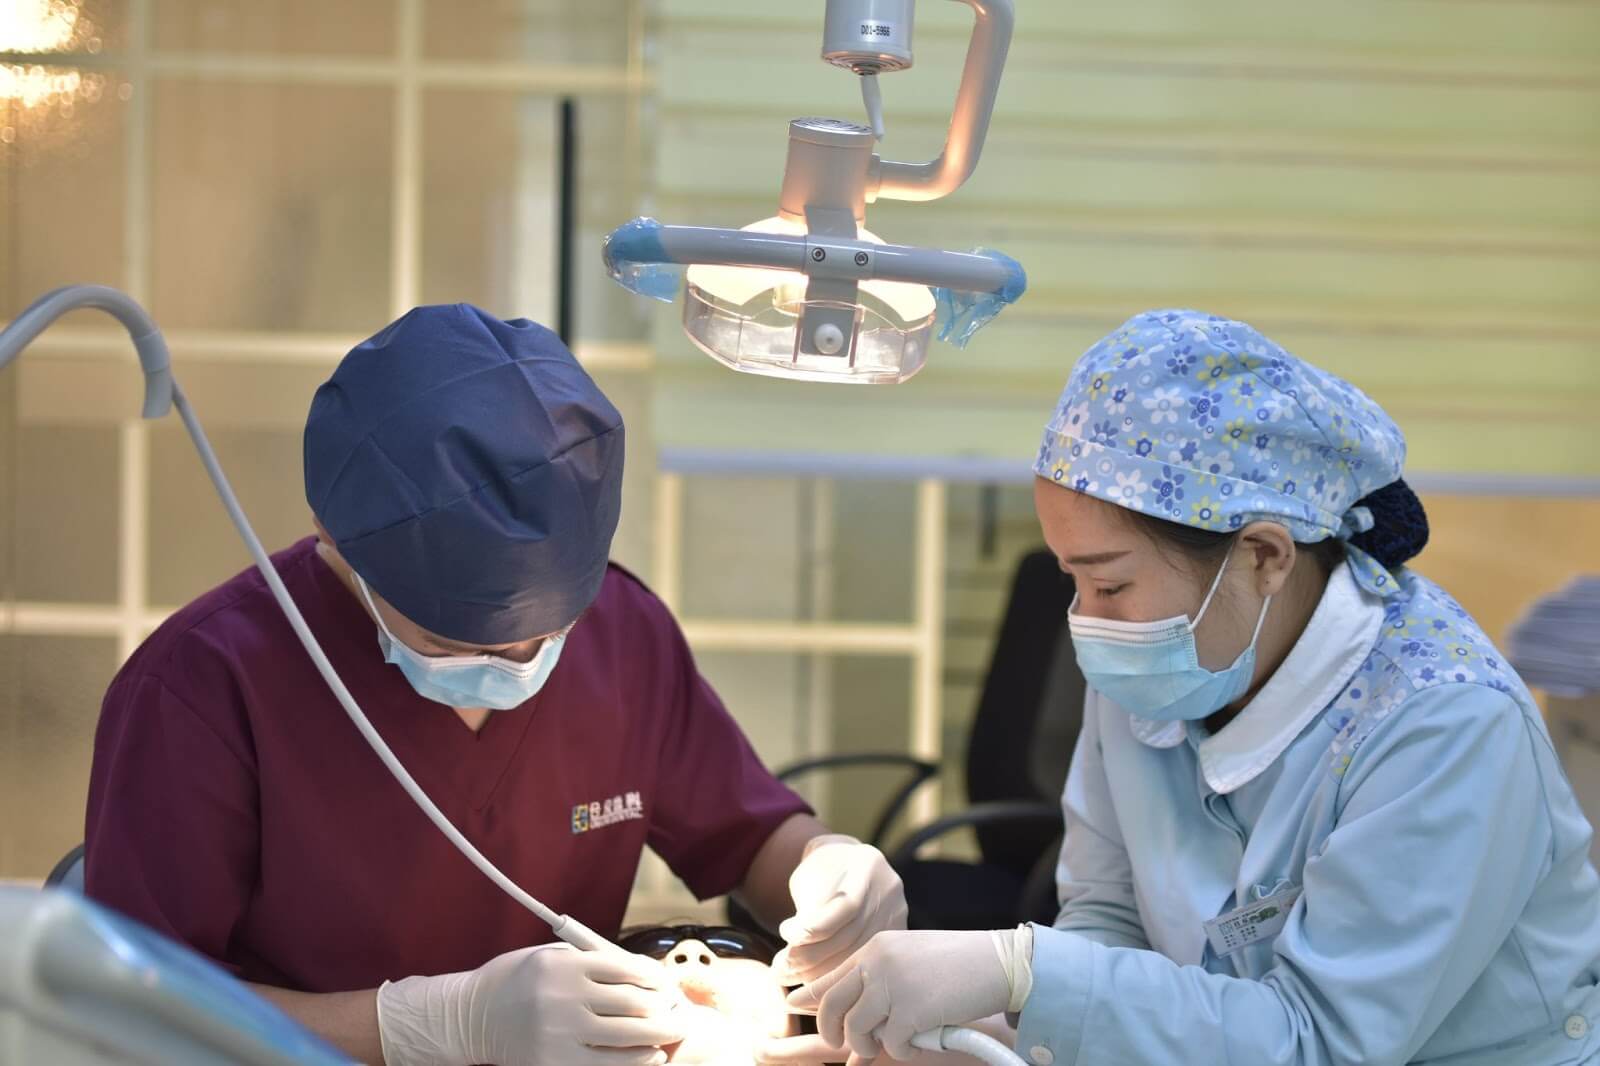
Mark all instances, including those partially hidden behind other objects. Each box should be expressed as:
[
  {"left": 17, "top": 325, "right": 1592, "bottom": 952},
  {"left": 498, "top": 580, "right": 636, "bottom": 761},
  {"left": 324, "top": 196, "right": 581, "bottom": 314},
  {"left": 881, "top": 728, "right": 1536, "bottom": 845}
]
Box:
[
  {"left": 1118, "top": 478, "right": 1429, "bottom": 573},
  {"left": 1344, "top": 479, "right": 1430, "bottom": 570}
]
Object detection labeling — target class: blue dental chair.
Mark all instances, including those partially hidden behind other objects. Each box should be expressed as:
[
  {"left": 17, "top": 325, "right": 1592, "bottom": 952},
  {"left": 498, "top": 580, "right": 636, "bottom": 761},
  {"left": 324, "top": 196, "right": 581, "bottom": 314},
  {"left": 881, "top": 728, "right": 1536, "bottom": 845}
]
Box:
[{"left": 0, "top": 883, "right": 350, "bottom": 1065}]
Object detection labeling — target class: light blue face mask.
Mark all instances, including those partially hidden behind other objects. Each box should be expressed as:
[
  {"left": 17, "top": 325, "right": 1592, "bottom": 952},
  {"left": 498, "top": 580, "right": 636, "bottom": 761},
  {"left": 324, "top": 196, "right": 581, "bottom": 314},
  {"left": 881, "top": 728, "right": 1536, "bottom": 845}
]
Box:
[
  {"left": 1067, "top": 551, "right": 1271, "bottom": 722},
  {"left": 356, "top": 574, "right": 567, "bottom": 710}
]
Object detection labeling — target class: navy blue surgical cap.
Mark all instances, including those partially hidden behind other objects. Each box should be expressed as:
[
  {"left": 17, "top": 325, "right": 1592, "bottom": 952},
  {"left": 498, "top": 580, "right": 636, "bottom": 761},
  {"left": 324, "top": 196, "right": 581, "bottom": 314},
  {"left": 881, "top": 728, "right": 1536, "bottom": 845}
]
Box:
[{"left": 304, "top": 304, "right": 624, "bottom": 644}]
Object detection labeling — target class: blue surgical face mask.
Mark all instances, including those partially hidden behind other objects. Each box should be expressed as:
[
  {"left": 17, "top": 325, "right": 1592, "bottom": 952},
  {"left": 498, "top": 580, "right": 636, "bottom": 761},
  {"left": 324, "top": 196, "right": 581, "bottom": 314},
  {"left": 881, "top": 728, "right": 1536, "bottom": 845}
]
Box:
[
  {"left": 1067, "top": 551, "right": 1271, "bottom": 722},
  {"left": 356, "top": 574, "right": 567, "bottom": 710}
]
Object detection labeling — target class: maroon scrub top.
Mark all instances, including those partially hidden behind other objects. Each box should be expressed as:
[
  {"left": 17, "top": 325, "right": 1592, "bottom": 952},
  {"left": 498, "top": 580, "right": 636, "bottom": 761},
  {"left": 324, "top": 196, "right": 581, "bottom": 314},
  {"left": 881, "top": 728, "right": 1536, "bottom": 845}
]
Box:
[{"left": 84, "top": 537, "right": 811, "bottom": 992}]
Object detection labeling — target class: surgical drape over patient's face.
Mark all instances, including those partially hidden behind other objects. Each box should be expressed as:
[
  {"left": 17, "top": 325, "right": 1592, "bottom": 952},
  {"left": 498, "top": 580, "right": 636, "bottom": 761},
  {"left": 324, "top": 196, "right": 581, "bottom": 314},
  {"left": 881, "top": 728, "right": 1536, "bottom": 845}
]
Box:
[{"left": 304, "top": 304, "right": 625, "bottom": 645}]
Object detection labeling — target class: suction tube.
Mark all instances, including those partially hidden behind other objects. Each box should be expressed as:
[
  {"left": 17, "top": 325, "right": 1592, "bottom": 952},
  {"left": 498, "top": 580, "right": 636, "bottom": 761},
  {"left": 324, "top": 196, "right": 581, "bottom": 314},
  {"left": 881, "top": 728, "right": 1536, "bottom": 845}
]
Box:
[
  {"left": 912, "top": 1025, "right": 1030, "bottom": 1066},
  {"left": 606, "top": 220, "right": 1019, "bottom": 294}
]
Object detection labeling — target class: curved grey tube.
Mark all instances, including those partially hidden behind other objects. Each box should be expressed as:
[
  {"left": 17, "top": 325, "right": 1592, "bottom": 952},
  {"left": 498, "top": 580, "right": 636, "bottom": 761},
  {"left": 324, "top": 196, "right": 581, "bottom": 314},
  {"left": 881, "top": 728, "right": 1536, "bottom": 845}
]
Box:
[
  {"left": 0, "top": 285, "right": 614, "bottom": 956},
  {"left": 911, "top": 1025, "right": 1029, "bottom": 1066},
  {"left": 0, "top": 285, "right": 174, "bottom": 419},
  {"left": 871, "top": 0, "right": 1015, "bottom": 203}
]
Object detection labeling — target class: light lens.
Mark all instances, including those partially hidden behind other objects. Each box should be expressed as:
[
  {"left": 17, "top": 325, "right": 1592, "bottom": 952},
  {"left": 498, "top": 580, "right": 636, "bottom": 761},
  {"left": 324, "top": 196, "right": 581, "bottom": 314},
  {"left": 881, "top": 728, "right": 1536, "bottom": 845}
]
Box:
[{"left": 683, "top": 216, "right": 937, "bottom": 384}]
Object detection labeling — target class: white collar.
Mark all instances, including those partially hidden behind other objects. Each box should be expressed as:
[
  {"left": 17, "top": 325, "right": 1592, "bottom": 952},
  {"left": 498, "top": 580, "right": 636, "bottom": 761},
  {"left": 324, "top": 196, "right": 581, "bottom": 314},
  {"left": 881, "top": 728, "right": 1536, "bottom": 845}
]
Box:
[{"left": 1128, "top": 562, "right": 1384, "bottom": 794}]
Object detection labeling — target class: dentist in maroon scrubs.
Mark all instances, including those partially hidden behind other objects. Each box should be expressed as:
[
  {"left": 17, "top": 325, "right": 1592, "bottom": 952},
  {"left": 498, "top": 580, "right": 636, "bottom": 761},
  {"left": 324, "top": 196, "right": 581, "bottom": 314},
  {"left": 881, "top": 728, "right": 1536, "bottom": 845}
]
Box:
[{"left": 84, "top": 304, "right": 907, "bottom": 1065}]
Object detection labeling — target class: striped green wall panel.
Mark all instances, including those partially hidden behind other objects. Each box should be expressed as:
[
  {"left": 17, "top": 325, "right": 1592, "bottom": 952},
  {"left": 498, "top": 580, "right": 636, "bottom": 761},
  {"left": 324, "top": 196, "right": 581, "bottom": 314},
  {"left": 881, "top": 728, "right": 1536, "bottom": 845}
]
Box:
[
  {"left": 646, "top": 0, "right": 1600, "bottom": 477},
  {"left": 658, "top": 128, "right": 1600, "bottom": 233},
  {"left": 660, "top": 35, "right": 1599, "bottom": 142},
  {"left": 661, "top": 1, "right": 1600, "bottom": 65},
  {"left": 652, "top": 365, "right": 1596, "bottom": 476}
]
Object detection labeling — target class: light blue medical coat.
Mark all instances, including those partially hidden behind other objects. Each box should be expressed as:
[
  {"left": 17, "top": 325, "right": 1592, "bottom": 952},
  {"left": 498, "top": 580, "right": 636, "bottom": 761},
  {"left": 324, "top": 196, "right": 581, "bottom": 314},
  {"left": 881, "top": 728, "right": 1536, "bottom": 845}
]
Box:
[{"left": 1016, "top": 564, "right": 1600, "bottom": 1066}]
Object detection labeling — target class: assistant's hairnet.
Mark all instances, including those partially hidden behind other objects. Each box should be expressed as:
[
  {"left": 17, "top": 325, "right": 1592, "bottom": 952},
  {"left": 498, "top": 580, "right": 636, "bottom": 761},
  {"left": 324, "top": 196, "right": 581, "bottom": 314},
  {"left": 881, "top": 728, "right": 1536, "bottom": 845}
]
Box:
[
  {"left": 1035, "top": 308, "right": 1408, "bottom": 598},
  {"left": 305, "top": 304, "right": 624, "bottom": 644}
]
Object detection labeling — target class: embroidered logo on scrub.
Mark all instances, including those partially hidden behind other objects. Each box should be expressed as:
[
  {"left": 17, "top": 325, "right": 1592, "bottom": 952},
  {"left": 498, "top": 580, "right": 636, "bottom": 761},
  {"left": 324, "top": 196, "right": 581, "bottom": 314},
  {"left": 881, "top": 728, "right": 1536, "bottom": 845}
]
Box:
[
  {"left": 1202, "top": 884, "right": 1302, "bottom": 956},
  {"left": 572, "top": 791, "right": 645, "bottom": 834}
]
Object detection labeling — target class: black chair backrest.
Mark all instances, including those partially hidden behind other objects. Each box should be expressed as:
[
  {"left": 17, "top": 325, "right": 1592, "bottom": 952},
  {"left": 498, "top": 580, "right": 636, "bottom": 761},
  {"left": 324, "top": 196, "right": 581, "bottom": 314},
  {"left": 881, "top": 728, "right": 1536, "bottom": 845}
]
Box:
[
  {"left": 46, "top": 843, "right": 86, "bottom": 893},
  {"left": 964, "top": 548, "right": 1085, "bottom": 877}
]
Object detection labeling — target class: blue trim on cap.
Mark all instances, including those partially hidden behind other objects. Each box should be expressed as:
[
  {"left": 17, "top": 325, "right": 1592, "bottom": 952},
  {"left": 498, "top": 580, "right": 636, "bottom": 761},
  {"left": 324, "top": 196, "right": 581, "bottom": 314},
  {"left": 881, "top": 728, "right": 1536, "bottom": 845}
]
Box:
[{"left": 932, "top": 249, "right": 1028, "bottom": 349}]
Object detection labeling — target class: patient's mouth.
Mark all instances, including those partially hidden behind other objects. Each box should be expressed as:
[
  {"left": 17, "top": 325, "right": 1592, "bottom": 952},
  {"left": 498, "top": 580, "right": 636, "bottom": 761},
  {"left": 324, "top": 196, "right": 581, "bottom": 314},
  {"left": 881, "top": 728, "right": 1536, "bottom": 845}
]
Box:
[{"left": 679, "top": 977, "right": 719, "bottom": 1009}]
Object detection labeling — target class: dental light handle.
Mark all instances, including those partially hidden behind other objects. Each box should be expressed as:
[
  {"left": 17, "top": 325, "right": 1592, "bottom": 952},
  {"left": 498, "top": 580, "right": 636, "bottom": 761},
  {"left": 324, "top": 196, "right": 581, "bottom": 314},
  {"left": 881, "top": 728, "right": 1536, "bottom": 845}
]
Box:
[
  {"left": 912, "top": 1026, "right": 1029, "bottom": 1066},
  {"left": 651, "top": 223, "right": 1018, "bottom": 294},
  {"left": 870, "top": 0, "right": 1013, "bottom": 203},
  {"left": 0, "top": 286, "right": 620, "bottom": 962}
]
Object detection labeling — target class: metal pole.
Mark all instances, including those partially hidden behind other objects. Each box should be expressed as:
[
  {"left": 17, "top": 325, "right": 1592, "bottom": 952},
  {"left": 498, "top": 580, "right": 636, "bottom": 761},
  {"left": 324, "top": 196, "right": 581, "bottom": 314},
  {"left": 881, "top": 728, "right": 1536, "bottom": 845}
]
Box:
[{"left": 557, "top": 97, "right": 578, "bottom": 345}]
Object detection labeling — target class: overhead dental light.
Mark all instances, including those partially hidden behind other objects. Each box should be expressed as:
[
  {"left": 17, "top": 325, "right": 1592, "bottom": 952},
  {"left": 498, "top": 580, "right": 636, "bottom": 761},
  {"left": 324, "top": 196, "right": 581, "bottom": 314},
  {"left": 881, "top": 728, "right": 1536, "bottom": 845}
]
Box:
[{"left": 604, "top": 0, "right": 1025, "bottom": 385}]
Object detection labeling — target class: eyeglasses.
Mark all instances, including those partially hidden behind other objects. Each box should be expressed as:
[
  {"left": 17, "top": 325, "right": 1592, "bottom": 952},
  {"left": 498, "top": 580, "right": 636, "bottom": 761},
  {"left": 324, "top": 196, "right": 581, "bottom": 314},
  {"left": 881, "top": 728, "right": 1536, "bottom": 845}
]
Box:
[{"left": 617, "top": 924, "right": 780, "bottom": 965}]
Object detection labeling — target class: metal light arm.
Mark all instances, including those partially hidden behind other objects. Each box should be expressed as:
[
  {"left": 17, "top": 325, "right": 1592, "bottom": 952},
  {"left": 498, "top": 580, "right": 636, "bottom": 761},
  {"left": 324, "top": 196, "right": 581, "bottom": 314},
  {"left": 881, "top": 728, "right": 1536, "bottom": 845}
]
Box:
[{"left": 870, "top": 0, "right": 1014, "bottom": 203}]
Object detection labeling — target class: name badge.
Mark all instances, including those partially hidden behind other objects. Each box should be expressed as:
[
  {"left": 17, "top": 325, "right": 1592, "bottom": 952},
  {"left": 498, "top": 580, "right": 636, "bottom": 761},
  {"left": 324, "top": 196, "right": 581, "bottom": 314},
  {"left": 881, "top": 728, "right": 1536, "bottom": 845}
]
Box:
[{"left": 1202, "top": 885, "right": 1302, "bottom": 957}]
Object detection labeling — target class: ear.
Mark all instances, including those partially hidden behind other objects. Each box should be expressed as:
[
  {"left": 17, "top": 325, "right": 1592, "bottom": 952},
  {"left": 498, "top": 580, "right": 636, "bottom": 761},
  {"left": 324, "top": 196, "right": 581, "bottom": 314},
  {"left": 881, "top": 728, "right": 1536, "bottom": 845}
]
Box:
[
  {"left": 310, "top": 518, "right": 368, "bottom": 614},
  {"left": 1234, "top": 521, "right": 1297, "bottom": 598},
  {"left": 311, "top": 516, "right": 350, "bottom": 572}
]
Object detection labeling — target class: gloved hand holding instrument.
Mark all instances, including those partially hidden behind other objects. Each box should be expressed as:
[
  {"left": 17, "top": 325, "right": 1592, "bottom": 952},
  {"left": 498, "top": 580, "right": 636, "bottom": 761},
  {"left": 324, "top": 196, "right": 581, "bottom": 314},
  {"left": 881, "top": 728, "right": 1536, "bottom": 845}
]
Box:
[{"left": 378, "top": 941, "right": 689, "bottom": 1066}]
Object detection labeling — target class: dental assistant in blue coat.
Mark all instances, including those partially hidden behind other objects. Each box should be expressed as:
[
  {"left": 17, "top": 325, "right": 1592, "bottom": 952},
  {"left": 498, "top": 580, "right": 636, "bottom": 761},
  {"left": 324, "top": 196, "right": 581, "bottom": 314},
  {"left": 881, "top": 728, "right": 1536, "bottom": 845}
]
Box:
[{"left": 769, "top": 310, "right": 1600, "bottom": 1066}]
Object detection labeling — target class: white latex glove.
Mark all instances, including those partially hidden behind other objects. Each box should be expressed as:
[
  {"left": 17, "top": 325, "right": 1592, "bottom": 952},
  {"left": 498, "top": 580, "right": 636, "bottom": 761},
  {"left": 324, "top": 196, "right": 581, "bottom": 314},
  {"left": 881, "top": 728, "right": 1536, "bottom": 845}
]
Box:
[
  {"left": 772, "top": 930, "right": 1014, "bottom": 1063},
  {"left": 773, "top": 834, "right": 908, "bottom": 985},
  {"left": 376, "top": 942, "right": 688, "bottom": 1066}
]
